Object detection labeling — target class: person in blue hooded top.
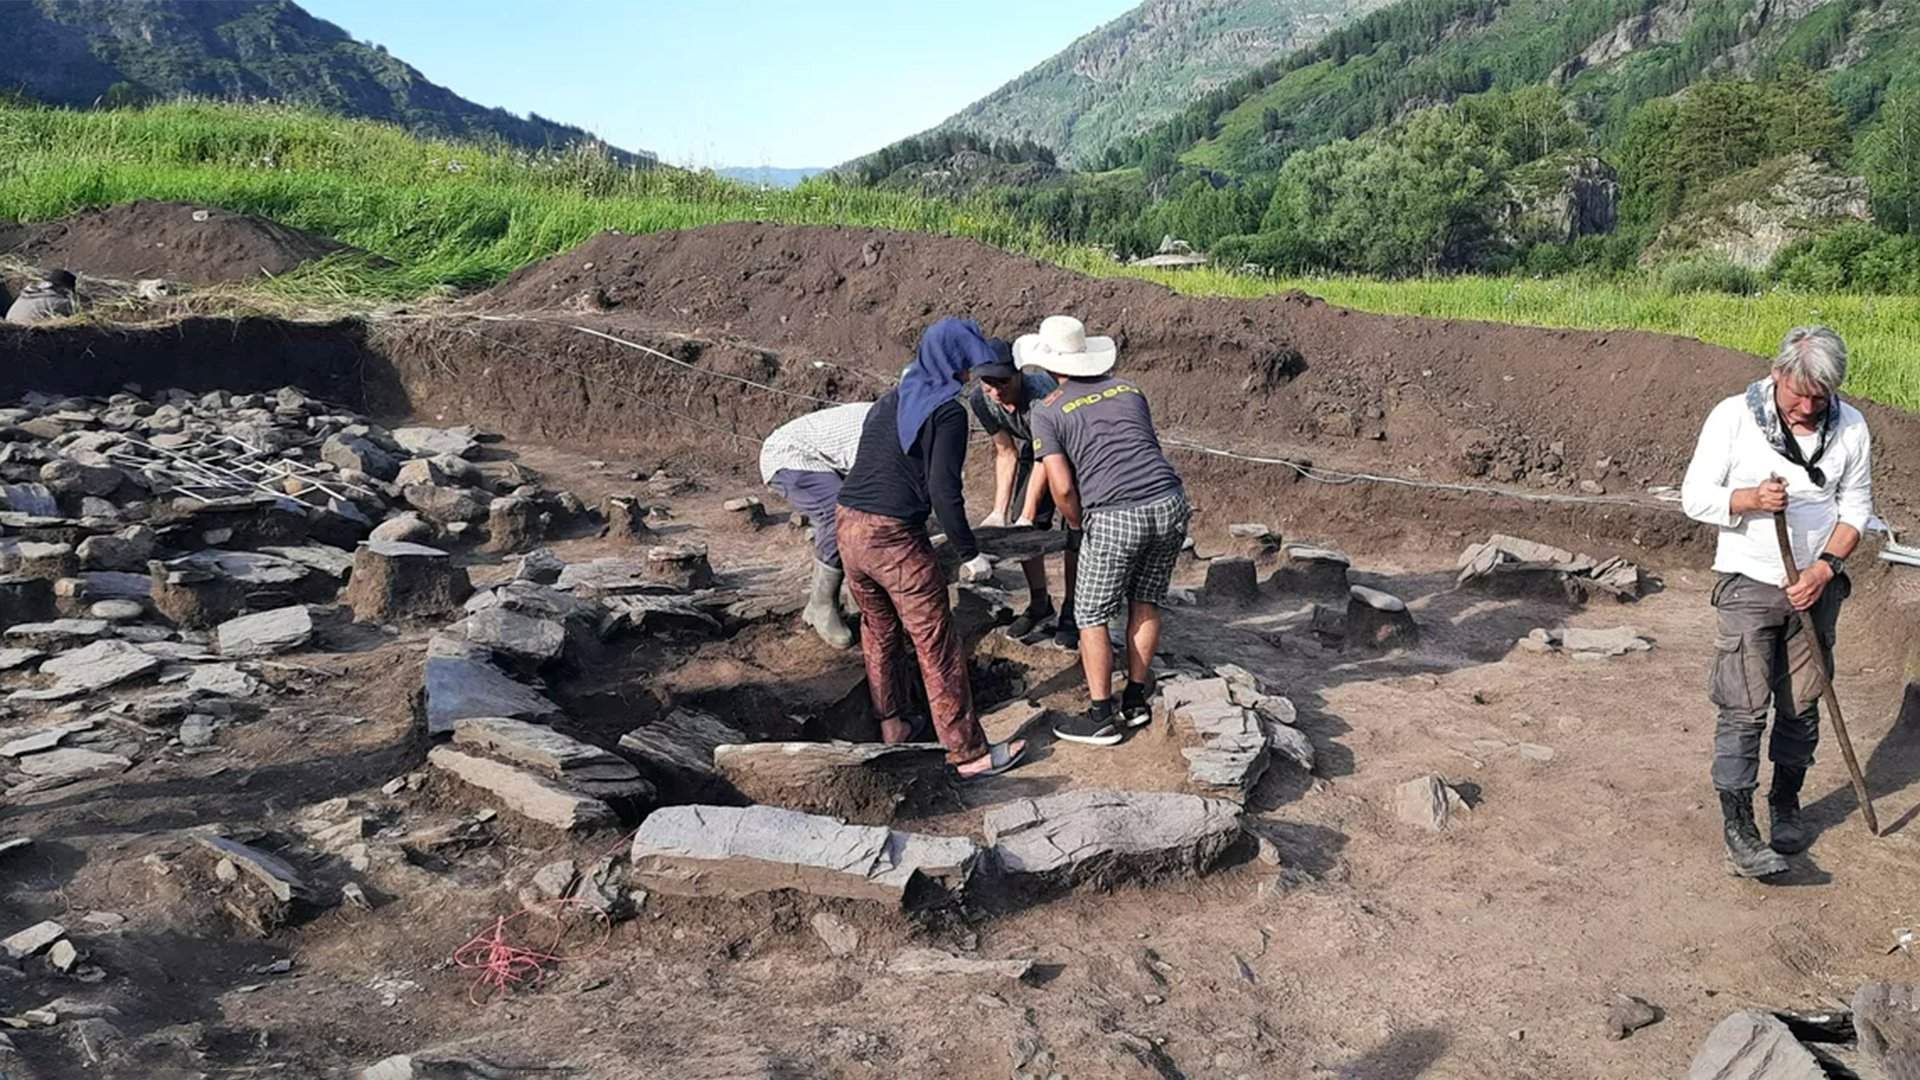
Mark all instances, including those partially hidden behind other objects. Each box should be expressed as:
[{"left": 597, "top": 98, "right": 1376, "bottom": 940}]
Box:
[{"left": 836, "top": 318, "right": 1027, "bottom": 779}]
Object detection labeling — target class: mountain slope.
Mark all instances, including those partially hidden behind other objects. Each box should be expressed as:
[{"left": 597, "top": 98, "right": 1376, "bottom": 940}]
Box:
[
  {"left": 924, "top": 0, "right": 1395, "bottom": 167},
  {"left": 0, "top": 0, "right": 652, "bottom": 164},
  {"left": 1112, "top": 0, "right": 1918, "bottom": 176}
]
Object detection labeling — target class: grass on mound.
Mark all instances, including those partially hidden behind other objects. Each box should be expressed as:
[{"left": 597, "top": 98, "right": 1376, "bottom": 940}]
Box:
[{"left": 0, "top": 100, "right": 1915, "bottom": 411}]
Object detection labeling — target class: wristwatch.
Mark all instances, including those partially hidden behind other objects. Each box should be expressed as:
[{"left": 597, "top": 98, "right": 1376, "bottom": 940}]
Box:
[{"left": 1818, "top": 552, "right": 1846, "bottom": 575}]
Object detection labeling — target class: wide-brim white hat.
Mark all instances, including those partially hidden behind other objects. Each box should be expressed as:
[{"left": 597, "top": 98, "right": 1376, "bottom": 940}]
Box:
[{"left": 1013, "top": 315, "right": 1116, "bottom": 377}]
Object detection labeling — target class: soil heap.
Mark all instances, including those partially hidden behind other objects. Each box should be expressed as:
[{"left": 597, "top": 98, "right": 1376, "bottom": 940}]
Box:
[{"left": 0, "top": 200, "right": 358, "bottom": 284}]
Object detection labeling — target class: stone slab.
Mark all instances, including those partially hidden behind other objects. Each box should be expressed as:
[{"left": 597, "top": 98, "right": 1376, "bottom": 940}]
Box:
[
  {"left": 427, "top": 747, "right": 617, "bottom": 831},
  {"left": 421, "top": 655, "right": 561, "bottom": 736},
  {"left": 216, "top": 605, "right": 314, "bottom": 657},
  {"left": 630, "top": 804, "right": 977, "bottom": 906},
  {"left": 984, "top": 789, "right": 1242, "bottom": 892},
  {"left": 1685, "top": 1010, "right": 1826, "bottom": 1080}
]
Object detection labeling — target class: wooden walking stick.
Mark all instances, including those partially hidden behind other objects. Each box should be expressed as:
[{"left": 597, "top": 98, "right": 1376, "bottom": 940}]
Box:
[{"left": 1773, "top": 511, "right": 1880, "bottom": 836}]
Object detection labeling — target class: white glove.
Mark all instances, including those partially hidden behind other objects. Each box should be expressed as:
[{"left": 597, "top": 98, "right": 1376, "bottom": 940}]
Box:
[
  {"left": 1012, "top": 516, "right": 1034, "bottom": 529},
  {"left": 959, "top": 555, "right": 994, "bottom": 583},
  {"left": 977, "top": 510, "right": 1007, "bottom": 529}
]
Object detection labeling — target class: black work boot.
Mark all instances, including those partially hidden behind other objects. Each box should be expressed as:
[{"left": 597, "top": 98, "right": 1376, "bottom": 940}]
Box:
[
  {"left": 1718, "top": 787, "right": 1791, "bottom": 878},
  {"left": 1768, "top": 766, "right": 1812, "bottom": 854}
]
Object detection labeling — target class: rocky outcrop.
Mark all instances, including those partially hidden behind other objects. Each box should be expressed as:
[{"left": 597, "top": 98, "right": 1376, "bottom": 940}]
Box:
[
  {"left": 1505, "top": 156, "right": 1619, "bottom": 245},
  {"left": 1644, "top": 154, "right": 1873, "bottom": 270},
  {"left": 1555, "top": 3, "right": 1698, "bottom": 83}
]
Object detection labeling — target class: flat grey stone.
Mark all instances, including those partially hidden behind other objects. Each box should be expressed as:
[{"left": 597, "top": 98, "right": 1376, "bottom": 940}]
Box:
[
  {"left": 630, "top": 804, "right": 978, "bottom": 906},
  {"left": 556, "top": 556, "right": 677, "bottom": 596},
  {"left": 427, "top": 746, "right": 616, "bottom": 831},
  {"left": 185, "top": 663, "right": 262, "bottom": 697},
  {"left": 259, "top": 544, "right": 356, "bottom": 581},
  {"left": 33, "top": 639, "right": 162, "bottom": 695},
  {"left": 1686, "top": 1010, "right": 1825, "bottom": 1080},
  {"left": 1350, "top": 584, "right": 1406, "bottom": 611},
  {"left": 216, "top": 606, "right": 313, "bottom": 657},
  {"left": 464, "top": 607, "right": 565, "bottom": 666},
  {"left": 194, "top": 835, "right": 311, "bottom": 903},
  {"left": 392, "top": 426, "right": 480, "bottom": 459},
  {"left": 515, "top": 548, "right": 566, "bottom": 584},
  {"left": 5, "top": 619, "right": 109, "bottom": 646},
  {"left": 1853, "top": 982, "right": 1920, "bottom": 1073},
  {"left": 0, "top": 647, "right": 46, "bottom": 671},
  {"left": 984, "top": 789, "right": 1242, "bottom": 891},
  {"left": 451, "top": 716, "right": 651, "bottom": 800},
  {"left": 1396, "top": 775, "right": 1468, "bottom": 832},
  {"left": 2, "top": 920, "right": 66, "bottom": 960},
  {"left": 888, "top": 947, "right": 1032, "bottom": 981},
  {"left": 1556, "top": 626, "right": 1653, "bottom": 656},
  {"left": 0, "top": 717, "right": 98, "bottom": 757},
  {"left": 175, "top": 549, "right": 310, "bottom": 588},
  {"left": 1160, "top": 678, "right": 1270, "bottom": 798},
  {"left": 422, "top": 654, "right": 561, "bottom": 736},
  {"left": 15, "top": 747, "right": 132, "bottom": 778},
  {"left": 78, "top": 571, "right": 154, "bottom": 600}
]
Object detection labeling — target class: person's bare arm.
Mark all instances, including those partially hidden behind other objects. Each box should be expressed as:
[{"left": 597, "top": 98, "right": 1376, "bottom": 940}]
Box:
[
  {"left": 1017, "top": 454, "right": 1047, "bottom": 523},
  {"left": 989, "top": 431, "right": 1018, "bottom": 520},
  {"left": 1042, "top": 454, "right": 1082, "bottom": 530}
]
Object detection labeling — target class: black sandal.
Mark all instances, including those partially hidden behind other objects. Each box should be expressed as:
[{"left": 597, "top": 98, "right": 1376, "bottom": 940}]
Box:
[{"left": 959, "top": 740, "right": 1026, "bottom": 780}]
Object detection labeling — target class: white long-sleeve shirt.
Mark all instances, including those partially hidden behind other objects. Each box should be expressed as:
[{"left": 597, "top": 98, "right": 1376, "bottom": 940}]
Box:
[
  {"left": 758, "top": 402, "right": 872, "bottom": 484},
  {"left": 1681, "top": 393, "right": 1874, "bottom": 586}
]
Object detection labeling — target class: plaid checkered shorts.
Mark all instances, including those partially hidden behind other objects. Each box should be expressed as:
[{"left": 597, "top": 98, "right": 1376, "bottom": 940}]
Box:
[{"left": 1074, "top": 491, "right": 1191, "bottom": 629}]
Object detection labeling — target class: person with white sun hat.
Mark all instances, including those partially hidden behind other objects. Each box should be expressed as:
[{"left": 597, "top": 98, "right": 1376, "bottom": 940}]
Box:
[{"left": 1015, "top": 315, "right": 1190, "bottom": 747}]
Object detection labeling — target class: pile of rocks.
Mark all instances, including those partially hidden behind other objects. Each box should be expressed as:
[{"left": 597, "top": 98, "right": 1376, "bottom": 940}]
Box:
[
  {"left": 0, "top": 385, "right": 601, "bottom": 793},
  {"left": 1457, "top": 533, "right": 1644, "bottom": 604},
  {"left": 419, "top": 543, "right": 821, "bottom": 826},
  {"left": 1154, "top": 664, "right": 1312, "bottom": 801},
  {"left": 1688, "top": 985, "right": 1920, "bottom": 1080}
]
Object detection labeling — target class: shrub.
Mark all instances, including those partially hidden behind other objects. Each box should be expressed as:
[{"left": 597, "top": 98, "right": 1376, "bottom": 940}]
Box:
[
  {"left": 1659, "top": 255, "right": 1761, "bottom": 295},
  {"left": 1209, "top": 230, "right": 1317, "bottom": 272}
]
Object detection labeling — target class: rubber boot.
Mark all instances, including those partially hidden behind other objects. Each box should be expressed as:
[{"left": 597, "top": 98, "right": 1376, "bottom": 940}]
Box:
[
  {"left": 1718, "top": 787, "right": 1790, "bottom": 878},
  {"left": 1768, "top": 766, "right": 1812, "bottom": 855},
  {"left": 803, "top": 561, "right": 853, "bottom": 649}
]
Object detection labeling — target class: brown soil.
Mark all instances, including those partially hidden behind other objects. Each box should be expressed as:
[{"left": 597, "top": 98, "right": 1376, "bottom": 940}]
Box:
[
  {"left": 477, "top": 223, "right": 1919, "bottom": 529},
  {"left": 0, "top": 200, "right": 358, "bottom": 284},
  {"left": 1, "top": 218, "right": 1918, "bottom": 1079}
]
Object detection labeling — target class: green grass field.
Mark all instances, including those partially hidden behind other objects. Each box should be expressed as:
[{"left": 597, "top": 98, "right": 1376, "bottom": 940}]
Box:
[{"left": 1, "top": 100, "right": 1914, "bottom": 410}]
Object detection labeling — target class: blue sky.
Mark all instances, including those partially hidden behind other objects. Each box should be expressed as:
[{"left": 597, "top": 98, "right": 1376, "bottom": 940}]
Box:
[{"left": 300, "top": 0, "right": 1138, "bottom": 168}]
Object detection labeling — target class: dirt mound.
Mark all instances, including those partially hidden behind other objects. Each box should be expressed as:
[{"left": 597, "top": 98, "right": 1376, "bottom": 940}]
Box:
[
  {"left": 480, "top": 224, "right": 1918, "bottom": 529},
  {"left": 1, "top": 200, "right": 357, "bottom": 284}
]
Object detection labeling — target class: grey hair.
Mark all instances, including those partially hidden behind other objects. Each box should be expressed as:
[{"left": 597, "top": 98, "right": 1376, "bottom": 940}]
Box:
[{"left": 1774, "top": 326, "right": 1848, "bottom": 391}]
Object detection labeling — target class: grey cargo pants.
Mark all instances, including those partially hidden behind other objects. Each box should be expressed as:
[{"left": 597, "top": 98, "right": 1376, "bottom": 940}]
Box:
[{"left": 1708, "top": 571, "right": 1849, "bottom": 791}]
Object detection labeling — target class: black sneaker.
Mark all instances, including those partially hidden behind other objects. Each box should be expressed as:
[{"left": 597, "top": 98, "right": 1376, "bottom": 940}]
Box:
[
  {"left": 1006, "top": 601, "right": 1055, "bottom": 642},
  {"left": 1120, "top": 682, "right": 1152, "bottom": 728},
  {"left": 1053, "top": 704, "right": 1122, "bottom": 747}
]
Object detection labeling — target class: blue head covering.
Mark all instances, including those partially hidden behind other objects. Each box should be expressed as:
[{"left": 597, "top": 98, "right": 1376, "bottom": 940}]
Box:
[{"left": 894, "top": 317, "right": 1002, "bottom": 452}]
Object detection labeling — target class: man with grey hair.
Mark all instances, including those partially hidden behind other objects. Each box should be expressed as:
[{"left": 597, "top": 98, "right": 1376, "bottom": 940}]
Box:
[{"left": 1681, "top": 326, "right": 1874, "bottom": 878}]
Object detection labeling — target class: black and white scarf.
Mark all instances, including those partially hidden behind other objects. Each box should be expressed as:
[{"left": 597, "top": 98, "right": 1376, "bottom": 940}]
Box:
[{"left": 1746, "top": 376, "right": 1838, "bottom": 484}]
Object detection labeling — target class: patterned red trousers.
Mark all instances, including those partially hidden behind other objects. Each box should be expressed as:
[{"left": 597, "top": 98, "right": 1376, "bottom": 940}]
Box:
[{"left": 835, "top": 507, "right": 988, "bottom": 765}]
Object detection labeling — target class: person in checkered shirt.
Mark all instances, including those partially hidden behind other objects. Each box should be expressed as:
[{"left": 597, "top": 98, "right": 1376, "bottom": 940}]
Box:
[{"left": 1015, "top": 315, "right": 1190, "bottom": 747}]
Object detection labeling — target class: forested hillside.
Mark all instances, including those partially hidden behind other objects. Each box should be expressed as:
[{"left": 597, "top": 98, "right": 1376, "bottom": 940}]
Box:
[
  {"left": 0, "top": 0, "right": 650, "bottom": 164},
  {"left": 855, "top": 0, "right": 1920, "bottom": 293},
  {"left": 909, "top": 0, "right": 1393, "bottom": 168}
]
